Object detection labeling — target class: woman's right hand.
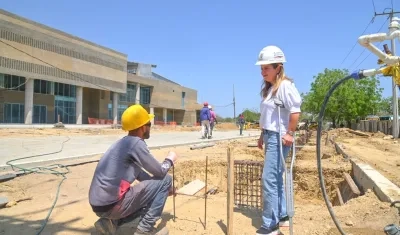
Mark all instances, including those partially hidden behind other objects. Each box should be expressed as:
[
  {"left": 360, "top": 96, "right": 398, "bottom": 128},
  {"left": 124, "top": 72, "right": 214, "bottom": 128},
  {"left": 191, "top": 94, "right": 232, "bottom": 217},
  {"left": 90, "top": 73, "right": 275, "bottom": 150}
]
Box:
[{"left": 257, "top": 136, "right": 263, "bottom": 150}]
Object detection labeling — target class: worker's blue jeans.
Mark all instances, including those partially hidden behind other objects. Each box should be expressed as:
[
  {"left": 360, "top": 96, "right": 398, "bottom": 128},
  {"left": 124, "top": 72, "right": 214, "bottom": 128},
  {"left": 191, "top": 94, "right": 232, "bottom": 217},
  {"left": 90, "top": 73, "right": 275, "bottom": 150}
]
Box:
[{"left": 261, "top": 130, "right": 291, "bottom": 229}]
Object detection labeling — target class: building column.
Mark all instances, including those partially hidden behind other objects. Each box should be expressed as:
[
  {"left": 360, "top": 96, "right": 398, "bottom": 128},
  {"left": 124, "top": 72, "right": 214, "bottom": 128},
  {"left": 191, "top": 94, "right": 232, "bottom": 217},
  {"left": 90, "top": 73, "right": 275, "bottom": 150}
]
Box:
[
  {"left": 150, "top": 107, "right": 154, "bottom": 125},
  {"left": 113, "top": 92, "right": 119, "bottom": 125},
  {"left": 163, "top": 108, "right": 167, "bottom": 124},
  {"left": 135, "top": 83, "right": 141, "bottom": 104},
  {"left": 76, "top": 86, "right": 83, "bottom": 124},
  {"left": 24, "top": 78, "right": 34, "bottom": 124}
]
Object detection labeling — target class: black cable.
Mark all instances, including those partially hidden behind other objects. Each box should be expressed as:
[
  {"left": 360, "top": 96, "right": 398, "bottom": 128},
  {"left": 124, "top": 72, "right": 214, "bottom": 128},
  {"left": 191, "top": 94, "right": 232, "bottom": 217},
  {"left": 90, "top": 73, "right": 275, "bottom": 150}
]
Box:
[{"left": 316, "top": 71, "right": 364, "bottom": 235}]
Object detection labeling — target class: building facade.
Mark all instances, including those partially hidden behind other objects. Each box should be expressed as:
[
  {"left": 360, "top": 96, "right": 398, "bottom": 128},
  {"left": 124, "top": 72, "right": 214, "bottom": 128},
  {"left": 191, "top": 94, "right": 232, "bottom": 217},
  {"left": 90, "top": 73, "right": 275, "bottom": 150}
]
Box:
[{"left": 0, "top": 9, "right": 201, "bottom": 125}]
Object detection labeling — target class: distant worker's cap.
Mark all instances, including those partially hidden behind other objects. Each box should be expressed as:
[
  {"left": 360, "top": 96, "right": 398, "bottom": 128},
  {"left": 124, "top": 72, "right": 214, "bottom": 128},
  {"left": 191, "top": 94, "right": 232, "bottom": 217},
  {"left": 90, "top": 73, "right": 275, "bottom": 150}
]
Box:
[
  {"left": 121, "top": 104, "right": 155, "bottom": 131},
  {"left": 203, "top": 102, "right": 209, "bottom": 106}
]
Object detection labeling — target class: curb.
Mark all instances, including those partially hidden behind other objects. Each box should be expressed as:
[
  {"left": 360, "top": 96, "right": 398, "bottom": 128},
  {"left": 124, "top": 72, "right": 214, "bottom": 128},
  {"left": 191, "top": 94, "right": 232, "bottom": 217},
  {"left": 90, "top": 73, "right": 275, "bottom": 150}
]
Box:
[
  {"left": 332, "top": 138, "right": 400, "bottom": 203},
  {"left": 0, "top": 134, "right": 259, "bottom": 174}
]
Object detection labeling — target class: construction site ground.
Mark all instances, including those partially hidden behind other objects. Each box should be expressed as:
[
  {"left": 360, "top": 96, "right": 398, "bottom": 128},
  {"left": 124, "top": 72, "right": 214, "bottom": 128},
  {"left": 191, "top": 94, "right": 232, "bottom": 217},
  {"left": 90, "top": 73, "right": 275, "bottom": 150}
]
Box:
[{"left": 0, "top": 129, "right": 399, "bottom": 235}]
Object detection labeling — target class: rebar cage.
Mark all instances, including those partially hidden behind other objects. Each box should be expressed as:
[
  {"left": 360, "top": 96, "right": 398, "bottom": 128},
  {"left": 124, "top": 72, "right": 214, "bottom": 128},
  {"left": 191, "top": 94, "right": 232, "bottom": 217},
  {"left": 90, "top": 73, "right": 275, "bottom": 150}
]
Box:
[{"left": 234, "top": 160, "right": 264, "bottom": 210}]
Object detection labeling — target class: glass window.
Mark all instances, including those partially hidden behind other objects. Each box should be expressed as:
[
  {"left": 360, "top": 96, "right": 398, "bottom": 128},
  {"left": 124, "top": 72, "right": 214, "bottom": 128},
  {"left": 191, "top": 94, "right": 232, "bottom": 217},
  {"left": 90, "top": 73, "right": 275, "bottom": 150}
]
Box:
[
  {"left": 4, "top": 75, "right": 25, "bottom": 91},
  {"left": 3, "top": 103, "right": 24, "bottom": 123},
  {"left": 182, "top": 92, "right": 186, "bottom": 108},
  {"left": 33, "top": 105, "right": 47, "bottom": 123},
  {"left": 119, "top": 83, "right": 136, "bottom": 103},
  {"left": 34, "top": 79, "right": 51, "bottom": 94},
  {"left": 54, "top": 83, "right": 76, "bottom": 97},
  {"left": 140, "top": 87, "right": 151, "bottom": 105},
  {"left": 54, "top": 97, "right": 76, "bottom": 124}
]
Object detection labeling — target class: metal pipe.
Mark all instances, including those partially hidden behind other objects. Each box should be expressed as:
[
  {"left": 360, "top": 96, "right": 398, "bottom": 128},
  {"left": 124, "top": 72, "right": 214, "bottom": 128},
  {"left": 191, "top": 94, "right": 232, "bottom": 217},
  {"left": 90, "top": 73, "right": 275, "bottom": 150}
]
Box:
[
  {"left": 172, "top": 167, "right": 176, "bottom": 220},
  {"left": 204, "top": 155, "right": 208, "bottom": 229},
  {"left": 358, "top": 28, "right": 400, "bottom": 65}
]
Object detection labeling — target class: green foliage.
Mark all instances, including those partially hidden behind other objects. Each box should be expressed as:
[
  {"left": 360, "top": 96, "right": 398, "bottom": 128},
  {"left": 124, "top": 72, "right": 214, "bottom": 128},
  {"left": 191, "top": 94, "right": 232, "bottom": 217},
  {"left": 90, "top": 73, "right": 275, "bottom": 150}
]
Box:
[
  {"left": 377, "top": 96, "right": 400, "bottom": 115},
  {"left": 301, "top": 68, "right": 383, "bottom": 127},
  {"left": 240, "top": 109, "right": 260, "bottom": 122}
]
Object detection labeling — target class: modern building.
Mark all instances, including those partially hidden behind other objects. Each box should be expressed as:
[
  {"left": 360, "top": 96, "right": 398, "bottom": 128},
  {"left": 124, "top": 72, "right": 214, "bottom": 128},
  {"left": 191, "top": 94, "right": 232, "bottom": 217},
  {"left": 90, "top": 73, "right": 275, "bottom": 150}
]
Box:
[{"left": 0, "top": 9, "right": 202, "bottom": 125}]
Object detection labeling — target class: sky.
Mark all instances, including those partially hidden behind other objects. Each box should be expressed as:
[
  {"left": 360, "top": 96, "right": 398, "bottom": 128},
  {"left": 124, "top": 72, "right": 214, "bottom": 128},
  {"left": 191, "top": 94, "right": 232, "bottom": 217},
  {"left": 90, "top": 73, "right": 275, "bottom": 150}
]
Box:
[{"left": 1, "top": 0, "right": 399, "bottom": 118}]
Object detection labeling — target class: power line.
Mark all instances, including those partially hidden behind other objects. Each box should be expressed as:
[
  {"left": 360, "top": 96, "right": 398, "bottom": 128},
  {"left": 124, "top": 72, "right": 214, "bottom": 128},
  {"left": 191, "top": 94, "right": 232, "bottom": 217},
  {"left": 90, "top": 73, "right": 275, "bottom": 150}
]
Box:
[
  {"left": 349, "top": 18, "right": 389, "bottom": 69},
  {"left": 339, "top": 16, "right": 375, "bottom": 67},
  {"left": 0, "top": 39, "right": 200, "bottom": 109}
]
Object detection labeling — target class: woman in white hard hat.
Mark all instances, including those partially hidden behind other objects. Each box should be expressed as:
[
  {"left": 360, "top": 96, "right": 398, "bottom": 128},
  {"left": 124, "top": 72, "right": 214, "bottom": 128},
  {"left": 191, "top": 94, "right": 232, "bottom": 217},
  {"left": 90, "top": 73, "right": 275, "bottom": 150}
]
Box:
[{"left": 256, "top": 45, "right": 302, "bottom": 235}]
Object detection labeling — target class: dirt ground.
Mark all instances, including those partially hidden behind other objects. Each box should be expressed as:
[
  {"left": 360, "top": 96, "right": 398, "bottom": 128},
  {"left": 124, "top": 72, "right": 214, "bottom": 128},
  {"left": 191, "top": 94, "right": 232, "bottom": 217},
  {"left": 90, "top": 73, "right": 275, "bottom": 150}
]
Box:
[
  {"left": 0, "top": 122, "right": 239, "bottom": 138},
  {"left": 331, "top": 128, "right": 400, "bottom": 188},
  {"left": 0, "top": 134, "right": 399, "bottom": 235}
]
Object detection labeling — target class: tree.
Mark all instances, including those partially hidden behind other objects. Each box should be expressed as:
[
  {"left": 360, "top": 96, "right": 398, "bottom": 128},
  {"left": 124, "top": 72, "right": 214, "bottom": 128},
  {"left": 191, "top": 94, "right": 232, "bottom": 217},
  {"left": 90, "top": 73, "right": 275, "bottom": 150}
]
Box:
[
  {"left": 240, "top": 109, "right": 260, "bottom": 122},
  {"left": 301, "top": 68, "right": 383, "bottom": 127},
  {"left": 377, "top": 96, "right": 400, "bottom": 115}
]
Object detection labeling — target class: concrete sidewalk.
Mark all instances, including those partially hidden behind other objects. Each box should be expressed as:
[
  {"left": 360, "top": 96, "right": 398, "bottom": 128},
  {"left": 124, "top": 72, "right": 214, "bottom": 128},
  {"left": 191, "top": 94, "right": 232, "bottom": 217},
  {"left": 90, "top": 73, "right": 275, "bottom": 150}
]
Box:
[{"left": 0, "top": 130, "right": 259, "bottom": 171}]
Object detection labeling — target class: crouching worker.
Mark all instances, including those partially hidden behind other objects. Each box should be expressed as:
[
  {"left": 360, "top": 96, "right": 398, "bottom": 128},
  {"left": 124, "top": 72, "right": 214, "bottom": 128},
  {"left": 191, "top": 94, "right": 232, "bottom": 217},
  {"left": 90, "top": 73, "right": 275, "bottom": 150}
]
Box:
[{"left": 88, "top": 104, "right": 177, "bottom": 235}]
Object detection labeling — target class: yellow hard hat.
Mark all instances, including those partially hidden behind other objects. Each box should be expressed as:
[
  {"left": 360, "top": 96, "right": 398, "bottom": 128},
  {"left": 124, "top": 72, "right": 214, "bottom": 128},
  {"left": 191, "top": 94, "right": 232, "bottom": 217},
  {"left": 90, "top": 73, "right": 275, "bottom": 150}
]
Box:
[{"left": 121, "top": 104, "right": 155, "bottom": 131}]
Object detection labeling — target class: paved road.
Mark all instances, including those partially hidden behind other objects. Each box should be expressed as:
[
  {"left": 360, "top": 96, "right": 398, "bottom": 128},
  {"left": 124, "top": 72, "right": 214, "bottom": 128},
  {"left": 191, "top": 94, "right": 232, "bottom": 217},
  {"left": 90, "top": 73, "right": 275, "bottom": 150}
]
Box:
[{"left": 0, "top": 130, "right": 259, "bottom": 170}]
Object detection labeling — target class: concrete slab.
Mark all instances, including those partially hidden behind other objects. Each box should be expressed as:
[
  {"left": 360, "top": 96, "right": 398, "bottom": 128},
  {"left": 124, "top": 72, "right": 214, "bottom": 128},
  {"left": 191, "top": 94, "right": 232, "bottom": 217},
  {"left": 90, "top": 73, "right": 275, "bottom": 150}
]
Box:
[
  {"left": 334, "top": 139, "right": 400, "bottom": 203},
  {"left": 351, "top": 159, "right": 400, "bottom": 203},
  {"left": 0, "top": 130, "right": 259, "bottom": 172}
]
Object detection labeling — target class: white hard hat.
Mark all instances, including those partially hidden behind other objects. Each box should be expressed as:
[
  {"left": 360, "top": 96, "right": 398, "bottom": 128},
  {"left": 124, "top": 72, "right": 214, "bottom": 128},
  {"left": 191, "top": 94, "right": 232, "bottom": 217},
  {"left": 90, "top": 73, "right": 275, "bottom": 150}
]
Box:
[
  {"left": 255, "top": 45, "right": 286, "bottom": 65},
  {"left": 208, "top": 105, "right": 212, "bottom": 109}
]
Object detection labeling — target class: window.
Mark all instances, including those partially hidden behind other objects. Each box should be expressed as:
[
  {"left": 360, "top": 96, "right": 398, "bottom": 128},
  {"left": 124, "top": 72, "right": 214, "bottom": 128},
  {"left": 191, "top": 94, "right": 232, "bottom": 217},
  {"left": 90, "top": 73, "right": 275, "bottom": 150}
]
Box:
[
  {"left": 54, "top": 97, "right": 76, "bottom": 124},
  {"left": 182, "top": 92, "right": 186, "bottom": 108},
  {"left": 54, "top": 83, "right": 76, "bottom": 97},
  {"left": 108, "top": 104, "right": 127, "bottom": 121},
  {"left": 3, "top": 74, "right": 25, "bottom": 91},
  {"left": 34, "top": 79, "right": 51, "bottom": 94},
  {"left": 140, "top": 87, "right": 151, "bottom": 105},
  {"left": 33, "top": 105, "right": 47, "bottom": 123},
  {"left": 3, "top": 103, "right": 24, "bottom": 123},
  {"left": 119, "top": 83, "right": 136, "bottom": 103}
]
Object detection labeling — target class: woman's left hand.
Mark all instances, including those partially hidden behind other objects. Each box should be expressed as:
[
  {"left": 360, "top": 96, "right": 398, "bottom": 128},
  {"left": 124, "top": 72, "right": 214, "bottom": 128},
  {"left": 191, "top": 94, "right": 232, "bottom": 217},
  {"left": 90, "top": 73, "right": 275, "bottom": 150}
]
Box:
[{"left": 282, "top": 134, "right": 294, "bottom": 146}]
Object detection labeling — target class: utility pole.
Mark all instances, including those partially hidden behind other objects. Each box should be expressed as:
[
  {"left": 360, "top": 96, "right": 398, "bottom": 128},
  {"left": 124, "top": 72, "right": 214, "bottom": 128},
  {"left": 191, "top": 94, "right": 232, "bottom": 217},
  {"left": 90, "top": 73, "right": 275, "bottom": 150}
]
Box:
[
  {"left": 374, "top": 8, "right": 400, "bottom": 138},
  {"left": 390, "top": 14, "right": 399, "bottom": 138},
  {"left": 233, "top": 84, "right": 236, "bottom": 123}
]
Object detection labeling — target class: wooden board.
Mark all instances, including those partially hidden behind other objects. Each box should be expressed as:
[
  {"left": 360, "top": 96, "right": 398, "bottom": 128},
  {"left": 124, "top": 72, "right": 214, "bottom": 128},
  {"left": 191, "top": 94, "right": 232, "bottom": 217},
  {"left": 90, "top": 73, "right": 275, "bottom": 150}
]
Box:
[{"left": 176, "top": 179, "right": 206, "bottom": 196}]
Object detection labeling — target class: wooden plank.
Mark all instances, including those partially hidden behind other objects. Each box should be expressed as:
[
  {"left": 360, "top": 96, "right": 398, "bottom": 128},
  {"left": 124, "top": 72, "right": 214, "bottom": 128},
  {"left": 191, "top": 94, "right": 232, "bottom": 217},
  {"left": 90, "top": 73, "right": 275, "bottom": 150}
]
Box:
[
  {"left": 332, "top": 186, "right": 344, "bottom": 206},
  {"left": 340, "top": 173, "right": 361, "bottom": 203},
  {"left": 227, "top": 147, "right": 234, "bottom": 235},
  {"left": 176, "top": 179, "right": 205, "bottom": 196},
  {"left": 348, "top": 129, "right": 370, "bottom": 137}
]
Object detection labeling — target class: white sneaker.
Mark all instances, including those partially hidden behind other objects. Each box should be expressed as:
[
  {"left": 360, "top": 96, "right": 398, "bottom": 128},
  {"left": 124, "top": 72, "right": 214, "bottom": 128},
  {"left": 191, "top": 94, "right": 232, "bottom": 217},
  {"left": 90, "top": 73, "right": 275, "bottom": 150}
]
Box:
[{"left": 279, "top": 216, "right": 290, "bottom": 227}]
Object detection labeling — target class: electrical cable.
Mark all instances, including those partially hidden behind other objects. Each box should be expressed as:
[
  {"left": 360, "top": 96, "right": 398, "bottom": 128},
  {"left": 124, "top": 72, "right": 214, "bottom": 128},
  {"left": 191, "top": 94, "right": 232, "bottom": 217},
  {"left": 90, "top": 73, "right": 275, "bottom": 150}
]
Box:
[
  {"left": 316, "top": 71, "right": 364, "bottom": 235},
  {"left": 339, "top": 17, "right": 375, "bottom": 67},
  {"left": 5, "top": 137, "right": 71, "bottom": 235}
]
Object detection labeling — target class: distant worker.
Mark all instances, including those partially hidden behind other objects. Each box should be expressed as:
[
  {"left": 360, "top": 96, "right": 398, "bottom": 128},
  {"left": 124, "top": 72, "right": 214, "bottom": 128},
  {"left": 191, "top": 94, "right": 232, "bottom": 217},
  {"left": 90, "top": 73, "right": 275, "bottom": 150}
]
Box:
[
  {"left": 199, "top": 102, "right": 211, "bottom": 139},
  {"left": 255, "top": 45, "right": 302, "bottom": 235},
  {"left": 208, "top": 105, "right": 218, "bottom": 139},
  {"left": 88, "top": 104, "right": 177, "bottom": 235},
  {"left": 238, "top": 114, "right": 245, "bottom": 135}
]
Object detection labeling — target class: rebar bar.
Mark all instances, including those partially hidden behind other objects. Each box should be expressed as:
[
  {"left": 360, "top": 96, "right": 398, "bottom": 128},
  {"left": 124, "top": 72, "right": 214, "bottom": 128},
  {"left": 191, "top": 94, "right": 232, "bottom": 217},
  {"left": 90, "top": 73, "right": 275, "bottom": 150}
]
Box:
[{"left": 233, "top": 160, "right": 264, "bottom": 210}]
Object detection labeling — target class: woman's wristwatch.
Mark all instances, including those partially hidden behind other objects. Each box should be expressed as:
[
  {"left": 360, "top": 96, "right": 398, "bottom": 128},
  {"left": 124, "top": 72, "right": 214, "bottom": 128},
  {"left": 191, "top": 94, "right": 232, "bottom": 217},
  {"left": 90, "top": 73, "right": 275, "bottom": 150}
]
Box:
[{"left": 287, "top": 131, "right": 294, "bottom": 136}]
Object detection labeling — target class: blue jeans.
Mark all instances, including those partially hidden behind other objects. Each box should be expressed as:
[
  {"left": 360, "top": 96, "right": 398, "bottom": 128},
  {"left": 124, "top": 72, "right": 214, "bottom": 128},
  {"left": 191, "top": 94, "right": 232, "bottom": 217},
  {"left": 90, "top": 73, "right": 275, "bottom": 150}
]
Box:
[
  {"left": 96, "top": 175, "right": 172, "bottom": 232},
  {"left": 261, "top": 130, "right": 290, "bottom": 229}
]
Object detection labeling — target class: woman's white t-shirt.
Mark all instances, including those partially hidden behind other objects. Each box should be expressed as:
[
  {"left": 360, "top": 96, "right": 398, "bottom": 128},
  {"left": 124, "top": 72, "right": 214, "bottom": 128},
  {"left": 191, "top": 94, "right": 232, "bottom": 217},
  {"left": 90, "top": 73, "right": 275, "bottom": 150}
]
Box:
[{"left": 259, "top": 79, "right": 302, "bottom": 136}]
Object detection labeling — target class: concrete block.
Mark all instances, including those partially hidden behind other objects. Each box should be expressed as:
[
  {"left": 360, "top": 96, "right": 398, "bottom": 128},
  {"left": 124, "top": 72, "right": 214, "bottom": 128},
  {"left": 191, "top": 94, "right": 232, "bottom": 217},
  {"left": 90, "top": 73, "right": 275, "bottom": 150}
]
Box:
[
  {"left": 0, "top": 172, "right": 16, "bottom": 182},
  {"left": 0, "top": 196, "right": 9, "bottom": 208},
  {"left": 351, "top": 159, "right": 400, "bottom": 203}
]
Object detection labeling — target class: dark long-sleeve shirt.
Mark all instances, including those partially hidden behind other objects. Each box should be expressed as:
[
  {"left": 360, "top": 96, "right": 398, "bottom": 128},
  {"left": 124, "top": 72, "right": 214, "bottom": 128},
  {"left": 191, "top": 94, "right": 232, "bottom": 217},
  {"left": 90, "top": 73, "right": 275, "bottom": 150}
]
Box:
[{"left": 88, "top": 136, "right": 172, "bottom": 210}]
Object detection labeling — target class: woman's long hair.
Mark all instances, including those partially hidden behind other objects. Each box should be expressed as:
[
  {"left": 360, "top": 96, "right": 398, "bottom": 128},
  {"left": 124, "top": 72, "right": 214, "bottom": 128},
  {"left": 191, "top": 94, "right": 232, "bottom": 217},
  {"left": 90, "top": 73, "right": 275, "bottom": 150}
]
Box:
[{"left": 260, "top": 63, "right": 293, "bottom": 98}]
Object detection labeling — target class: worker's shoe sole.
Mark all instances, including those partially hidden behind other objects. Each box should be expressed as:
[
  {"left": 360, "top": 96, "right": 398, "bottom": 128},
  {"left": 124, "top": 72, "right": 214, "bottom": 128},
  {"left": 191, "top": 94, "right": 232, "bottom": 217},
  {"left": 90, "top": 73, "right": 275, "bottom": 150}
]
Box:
[
  {"left": 94, "top": 218, "right": 118, "bottom": 235},
  {"left": 279, "top": 216, "right": 290, "bottom": 227},
  {"left": 134, "top": 226, "right": 169, "bottom": 235}
]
